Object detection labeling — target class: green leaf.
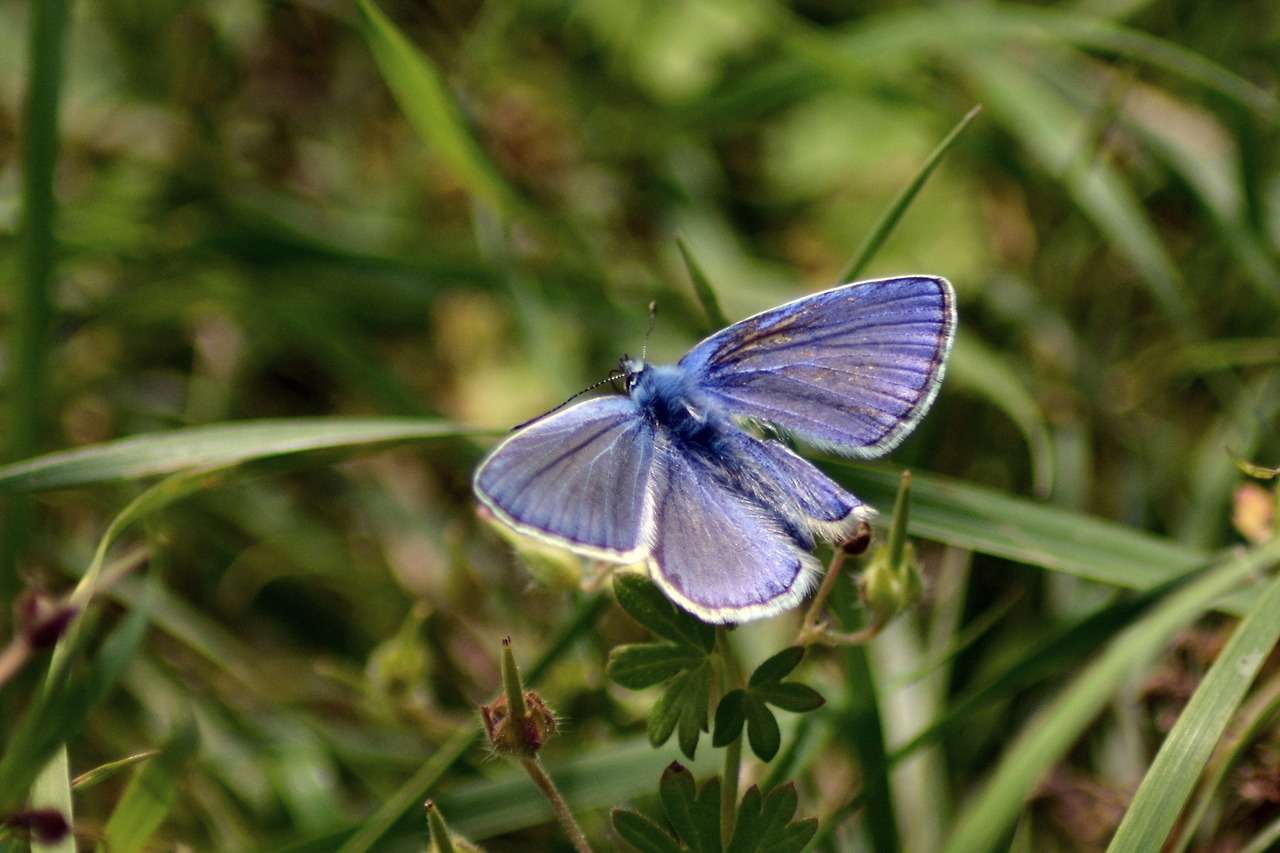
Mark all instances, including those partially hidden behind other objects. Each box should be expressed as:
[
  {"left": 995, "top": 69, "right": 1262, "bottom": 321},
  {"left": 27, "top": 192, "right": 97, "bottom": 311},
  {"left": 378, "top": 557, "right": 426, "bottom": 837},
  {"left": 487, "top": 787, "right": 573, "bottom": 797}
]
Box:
[
  {"left": 718, "top": 647, "right": 824, "bottom": 760},
  {"left": 743, "top": 697, "right": 781, "bottom": 763},
  {"left": 614, "top": 573, "right": 716, "bottom": 652},
  {"left": 747, "top": 647, "right": 805, "bottom": 688},
  {"left": 0, "top": 418, "right": 467, "bottom": 492},
  {"left": 658, "top": 762, "right": 697, "bottom": 833},
  {"left": 614, "top": 809, "right": 685, "bottom": 853},
  {"left": 614, "top": 766, "right": 724, "bottom": 853},
  {"left": 608, "top": 644, "right": 711, "bottom": 690},
  {"left": 752, "top": 682, "right": 824, "bottom": 714},
  {"left": 619, "top": 765, "right": 804, "bottom": 853},
  {"left": 712, "top": 690, "right": 746, "bottom": 748},
  {"left": 726, "top": 785, "right": 763, "bottom": 853},
  {"left": 764, "top": 820, "right": 819, "bottom": 853},
  {"left": 726, "top": 783, "right": 816, "bottom": 853},
  {"left": 758, "top": 789, "right": 816, "bottom": 853},
  {"left": 758, "top": 782, "right": 799, "bottom": 829},
  {"left": 660, "top": 764, "right": 721, "bottom": 853},
  {"left": 649, "top": 662, "right": 713, "bottom": 759},
  {"left": 691, "top": 777, "right": 724, "bottom": 853}
]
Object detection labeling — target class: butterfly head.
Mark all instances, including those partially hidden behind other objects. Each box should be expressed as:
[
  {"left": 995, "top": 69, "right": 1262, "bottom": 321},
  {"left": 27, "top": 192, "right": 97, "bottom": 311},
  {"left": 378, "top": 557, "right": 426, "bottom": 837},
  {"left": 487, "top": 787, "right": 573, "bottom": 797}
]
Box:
[{"left": 619, "top": 356, "right": 647, "bottom": 391}]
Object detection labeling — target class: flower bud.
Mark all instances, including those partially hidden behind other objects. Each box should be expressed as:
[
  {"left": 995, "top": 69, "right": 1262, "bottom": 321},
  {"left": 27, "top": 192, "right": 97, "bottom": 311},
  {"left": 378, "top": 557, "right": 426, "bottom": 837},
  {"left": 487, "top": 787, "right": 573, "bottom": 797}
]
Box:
[
  {"left": 480, "top": 638, "right": 557, "bottom": 757},
  {"left": 860, "top": 541, "right": 922, "bottom": 625}
]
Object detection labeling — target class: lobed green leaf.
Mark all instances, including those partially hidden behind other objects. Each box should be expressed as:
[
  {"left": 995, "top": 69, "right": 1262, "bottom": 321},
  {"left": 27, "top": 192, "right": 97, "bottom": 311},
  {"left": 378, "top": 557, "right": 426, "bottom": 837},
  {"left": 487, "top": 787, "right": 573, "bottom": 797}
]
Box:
[
  {"left": 614, "top": 809, "right": 684, "bottom": 853},
  {"left": 649, "top": 663, "right": 713, "bottom": 759},
  {"left": 747, "top": 647, "right": 806, "bottom": 688},
  {"left": 744, "top": 697, "right": 782, "bottom": 763},
  {"left": 726, "top": 783, "right": 815, "bottom": 853},
  {"left": 712, "top": 691, "right": 746, "bottom": 748},
  {"left": 608, "top": 644, "right": 710, "bottom": 691},
  {"left": 752, "top": 683, "right": 825, "bottom": 715},
  {"left": 614, "top": 574, "right": 716, "bottom": 652}
]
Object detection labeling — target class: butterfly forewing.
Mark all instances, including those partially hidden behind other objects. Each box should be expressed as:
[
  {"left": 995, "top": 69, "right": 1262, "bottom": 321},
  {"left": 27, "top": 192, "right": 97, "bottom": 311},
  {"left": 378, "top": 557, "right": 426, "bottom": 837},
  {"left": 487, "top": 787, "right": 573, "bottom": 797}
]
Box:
[
  {"left": 474, "top": 397, "right": 656, "bottom": 559},
  {"left": 679, "top": 276, "right": 955, "bottom": 457}
]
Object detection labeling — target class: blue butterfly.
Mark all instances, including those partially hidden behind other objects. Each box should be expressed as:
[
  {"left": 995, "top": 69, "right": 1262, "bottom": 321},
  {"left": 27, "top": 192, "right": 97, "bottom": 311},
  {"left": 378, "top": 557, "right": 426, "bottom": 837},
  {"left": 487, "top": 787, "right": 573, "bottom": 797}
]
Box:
[{"left": 474, "top": 276, "right": 956, "bottom": 624}]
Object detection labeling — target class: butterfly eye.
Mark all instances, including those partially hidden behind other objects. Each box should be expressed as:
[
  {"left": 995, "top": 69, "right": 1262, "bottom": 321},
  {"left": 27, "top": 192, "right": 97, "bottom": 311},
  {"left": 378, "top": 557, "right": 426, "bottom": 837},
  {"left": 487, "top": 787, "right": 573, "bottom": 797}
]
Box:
[{"left": 620, "top": 357, "right": 645, "bottom": 390}]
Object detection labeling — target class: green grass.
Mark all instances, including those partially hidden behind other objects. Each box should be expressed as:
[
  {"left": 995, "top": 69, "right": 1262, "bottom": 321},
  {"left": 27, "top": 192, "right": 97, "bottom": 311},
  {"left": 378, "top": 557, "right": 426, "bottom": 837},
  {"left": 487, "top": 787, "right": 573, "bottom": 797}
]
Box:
[{"left": 1, "top": 0, "right": 1279, "bottom": 851}]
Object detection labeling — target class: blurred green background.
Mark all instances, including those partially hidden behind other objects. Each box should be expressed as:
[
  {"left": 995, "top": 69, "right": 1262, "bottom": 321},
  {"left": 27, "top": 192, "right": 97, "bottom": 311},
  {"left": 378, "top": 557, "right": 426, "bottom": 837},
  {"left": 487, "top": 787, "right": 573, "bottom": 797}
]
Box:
[{"left": 2, "top": 0, "right": 1279, "bottom": 850}]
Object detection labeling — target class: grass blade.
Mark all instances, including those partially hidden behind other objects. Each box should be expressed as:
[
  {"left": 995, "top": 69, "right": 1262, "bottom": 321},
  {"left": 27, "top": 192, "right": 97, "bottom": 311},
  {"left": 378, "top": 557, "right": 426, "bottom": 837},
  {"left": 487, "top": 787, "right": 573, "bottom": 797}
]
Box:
[
  {"left": 957, "top": 52, "right": 1194, "bottom": 335},
  {"left": 1105, "top": 566, "right": 1280, "bottom": 852},
  {"left": 676, "top": 235, "right": 729, "bottom": 330},
  {"left": 29, "top": 748, "right": 74, "bottom": 853},
  {"left": 946, "top": 331, "right": 1054, "bottom": 496},
  {"left": 836, "top": 466, "right": 1210, "bottom": 598},
  {"left": 97, "top": 720, "right": 199, "bottom": 853},
  {"left": 940, "top": 539, "right": 1280, "bottom": 853},
  {"left": 0, "top": 418, "right": 472, "bottom": 492},
  {"left": 0, "top": 582, "right": 155, "bottom": 811},
  {"left": 839, "top": 106, "right": 980, "bottom": 283},
  {"left": 357, "top": 0, "right": 526, "bottom": 217},
  {"left": 2, "top": 0, "right": 71, "bottom": 599}
]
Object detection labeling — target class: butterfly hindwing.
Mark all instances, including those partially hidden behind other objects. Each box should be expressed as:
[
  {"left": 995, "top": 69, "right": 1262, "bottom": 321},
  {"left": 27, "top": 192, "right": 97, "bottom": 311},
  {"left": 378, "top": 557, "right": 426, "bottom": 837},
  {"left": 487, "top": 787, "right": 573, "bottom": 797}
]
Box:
[
  {"left": 723, "top": 433, "right": 873, "bottom": 542},
  {"left": 473, "top": 396, "right": 656, "bottom": 559},
  {"left": 679, "top": 276, "right": 955, "bottom": 456},
  {"left": 645, "top": 433, "right": 823, "bottom": 623}
]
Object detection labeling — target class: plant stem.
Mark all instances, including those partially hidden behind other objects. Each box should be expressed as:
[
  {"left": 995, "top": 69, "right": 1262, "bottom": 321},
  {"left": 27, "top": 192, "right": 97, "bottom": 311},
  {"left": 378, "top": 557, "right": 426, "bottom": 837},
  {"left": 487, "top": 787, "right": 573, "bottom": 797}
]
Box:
[
  {"left": 721, "top": 731, "right": 743, "bottom": 849},
  {"left": 715, "top": 626, "right": 743, "bottom": 847},
  {"left": 335, "top": 593, "right": 607, "bottom": 853},
  {"left": 798, "top": 549, "right": 849, "bottom": 645},
  {"left": 520, "top": 756, "right": 593, "bottom": 853}
]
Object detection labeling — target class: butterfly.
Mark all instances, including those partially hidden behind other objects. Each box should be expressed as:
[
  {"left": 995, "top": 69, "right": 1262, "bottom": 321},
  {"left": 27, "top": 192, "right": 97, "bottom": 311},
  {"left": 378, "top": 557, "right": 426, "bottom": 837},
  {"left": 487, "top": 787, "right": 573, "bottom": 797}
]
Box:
[{"left": 473, "top": 276, "right": 956, "bottom": 624}]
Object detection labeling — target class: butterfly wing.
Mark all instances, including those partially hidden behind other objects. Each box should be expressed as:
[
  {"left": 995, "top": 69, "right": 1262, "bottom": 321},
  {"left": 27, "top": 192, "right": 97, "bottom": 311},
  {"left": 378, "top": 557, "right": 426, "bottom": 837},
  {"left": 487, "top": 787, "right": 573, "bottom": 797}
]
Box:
[
  {"left": 679, "top": 276, "right": 956, "bottom": 457},
  {"left": 725, "top": 433, "right": 874, "bottom": 544},
  {"left": 644, "top": 432, "right": 825, "bottom": 623},
  {"left": 473, "top": 396, "right": 656, "bottom": 560}
]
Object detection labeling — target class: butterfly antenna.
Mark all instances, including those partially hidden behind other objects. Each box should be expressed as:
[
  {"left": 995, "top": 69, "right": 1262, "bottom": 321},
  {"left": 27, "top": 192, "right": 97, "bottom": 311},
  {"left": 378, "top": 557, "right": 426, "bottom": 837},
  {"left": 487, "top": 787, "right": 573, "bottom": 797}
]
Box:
[
  {"left": 510, "top": 305, "right": 654, "bottom": 431},
  {"left": 642, "top": 301, "right": 658, "bottom": 362},
  {"left": 510, "top": 371, "right": 626, "bottom": 431}
]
